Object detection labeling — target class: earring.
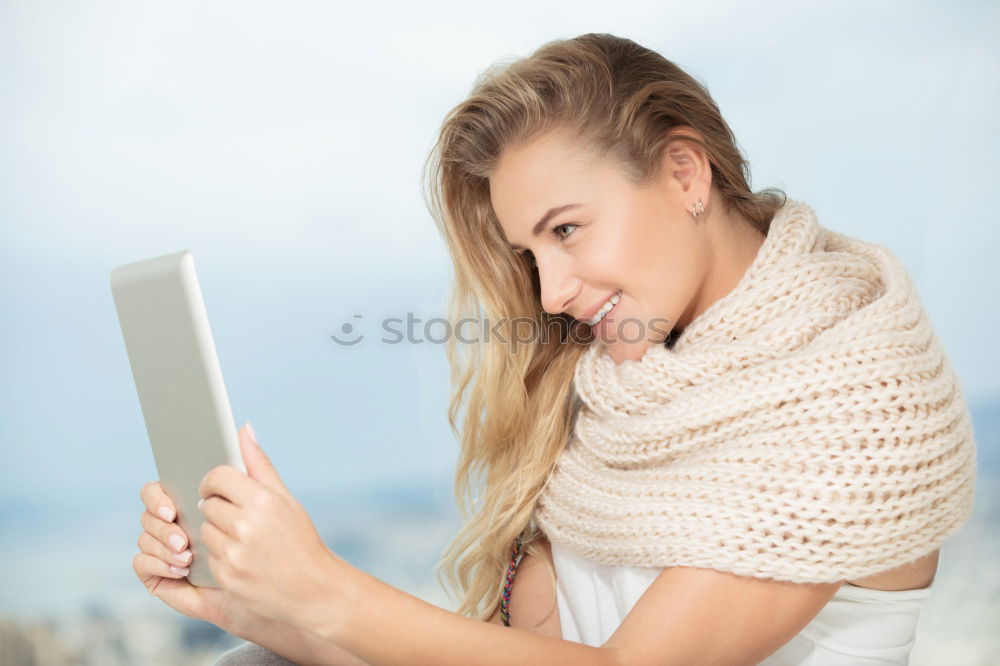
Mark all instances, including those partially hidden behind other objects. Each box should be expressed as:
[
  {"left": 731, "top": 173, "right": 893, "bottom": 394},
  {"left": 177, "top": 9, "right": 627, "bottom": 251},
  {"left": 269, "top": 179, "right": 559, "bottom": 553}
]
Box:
[{"left": 689, "top": 198, "right": 706, "bottom": 219}]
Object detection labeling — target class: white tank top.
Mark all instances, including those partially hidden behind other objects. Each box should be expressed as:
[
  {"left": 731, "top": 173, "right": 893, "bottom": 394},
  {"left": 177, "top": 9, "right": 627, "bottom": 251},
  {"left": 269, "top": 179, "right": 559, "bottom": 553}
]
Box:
[{"left": 552, "top": 542, "right": 932, "bottom": 664}]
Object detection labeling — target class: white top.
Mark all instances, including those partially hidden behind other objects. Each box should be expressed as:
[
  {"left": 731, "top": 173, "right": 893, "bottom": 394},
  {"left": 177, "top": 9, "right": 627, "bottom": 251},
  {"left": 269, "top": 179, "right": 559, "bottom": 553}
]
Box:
[{"left": 552, "top": 542, "right": 932, "bottom": 665}]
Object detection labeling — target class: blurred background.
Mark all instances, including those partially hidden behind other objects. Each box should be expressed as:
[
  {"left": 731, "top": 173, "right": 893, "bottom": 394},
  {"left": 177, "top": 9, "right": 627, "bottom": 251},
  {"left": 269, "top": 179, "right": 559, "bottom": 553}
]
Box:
[{"left": 1, "top": 0, "right": 997, "bottom": 664}]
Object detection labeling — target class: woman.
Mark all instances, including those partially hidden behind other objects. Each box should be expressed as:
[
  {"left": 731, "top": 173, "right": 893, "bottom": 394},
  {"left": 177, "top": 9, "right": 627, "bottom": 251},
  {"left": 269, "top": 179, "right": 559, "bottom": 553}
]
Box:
[{"left": 133, "top": 33, "right": 976, "bottom": 665}]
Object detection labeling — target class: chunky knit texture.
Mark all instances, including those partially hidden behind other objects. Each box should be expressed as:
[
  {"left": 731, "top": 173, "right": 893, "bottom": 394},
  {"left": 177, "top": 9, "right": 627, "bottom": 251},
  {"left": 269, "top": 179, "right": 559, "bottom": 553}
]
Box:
[{"left": 533, "top": 198, "right": 977, "bottom": 584}]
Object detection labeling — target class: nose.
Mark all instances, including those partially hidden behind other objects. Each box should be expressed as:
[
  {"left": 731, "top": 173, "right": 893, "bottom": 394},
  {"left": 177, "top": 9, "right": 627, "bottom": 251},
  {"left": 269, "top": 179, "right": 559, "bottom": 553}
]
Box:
[{"left": 536, "top": 255, "right": 578, "bottom": 316}]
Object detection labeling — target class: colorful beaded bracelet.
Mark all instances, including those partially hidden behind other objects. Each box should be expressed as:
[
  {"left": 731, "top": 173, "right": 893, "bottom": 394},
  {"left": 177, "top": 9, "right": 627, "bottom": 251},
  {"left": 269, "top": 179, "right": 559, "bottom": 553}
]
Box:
[{"left": 499, "top": 535, "right": 525, "bottom": 627}]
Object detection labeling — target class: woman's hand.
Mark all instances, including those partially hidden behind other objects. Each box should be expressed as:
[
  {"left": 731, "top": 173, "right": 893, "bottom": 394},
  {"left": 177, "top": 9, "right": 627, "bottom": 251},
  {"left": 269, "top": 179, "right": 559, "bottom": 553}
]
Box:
[
  {"left": 133, "top": 480, "right": 274, "bottom": 639},
  {"left": 197, "top": 422, "right": 347, "bottom": 627}
]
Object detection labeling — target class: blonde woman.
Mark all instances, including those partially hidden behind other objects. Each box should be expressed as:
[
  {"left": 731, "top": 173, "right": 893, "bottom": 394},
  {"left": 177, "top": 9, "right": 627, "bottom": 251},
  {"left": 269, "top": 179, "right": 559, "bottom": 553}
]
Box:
[{"left": 133, "top": 33, "right": 976, "bottom": 665}]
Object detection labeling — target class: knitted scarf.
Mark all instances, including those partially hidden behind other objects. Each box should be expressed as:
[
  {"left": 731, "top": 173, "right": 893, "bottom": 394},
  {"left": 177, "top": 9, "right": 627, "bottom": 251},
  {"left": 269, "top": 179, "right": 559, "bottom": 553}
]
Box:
[{"left": 533, "top": 198, "right": 977, "bottom": 584}]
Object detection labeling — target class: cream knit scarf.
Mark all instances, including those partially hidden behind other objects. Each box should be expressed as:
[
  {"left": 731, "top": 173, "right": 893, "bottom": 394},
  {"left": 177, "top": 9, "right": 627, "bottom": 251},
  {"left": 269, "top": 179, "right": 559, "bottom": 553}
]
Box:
[{"left": 533, "top": 198, "right": 977, "bottom": 584}]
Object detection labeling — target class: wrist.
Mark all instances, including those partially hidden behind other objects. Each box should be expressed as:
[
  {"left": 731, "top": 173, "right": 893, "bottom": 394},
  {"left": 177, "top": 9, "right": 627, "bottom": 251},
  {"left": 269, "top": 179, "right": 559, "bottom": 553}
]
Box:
[
  {"left": 299, "top": 550, "right": 362, "bottom": 643},
  {"left": 220, "top": 604, "right": 275, "bottom": 644}
]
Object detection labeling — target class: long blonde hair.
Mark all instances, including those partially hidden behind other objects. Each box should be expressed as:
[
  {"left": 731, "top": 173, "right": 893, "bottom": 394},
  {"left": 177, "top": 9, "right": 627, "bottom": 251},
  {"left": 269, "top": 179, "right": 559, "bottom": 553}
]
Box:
[{"left": 422, "top": 32, "right": 786, "bottom": 621}]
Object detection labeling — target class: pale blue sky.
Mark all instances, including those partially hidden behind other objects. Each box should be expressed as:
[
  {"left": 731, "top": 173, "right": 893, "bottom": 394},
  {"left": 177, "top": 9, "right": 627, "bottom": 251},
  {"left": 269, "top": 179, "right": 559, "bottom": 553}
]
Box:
[{"left": 1, "top": 0, "right": 998, "bottom": 619}]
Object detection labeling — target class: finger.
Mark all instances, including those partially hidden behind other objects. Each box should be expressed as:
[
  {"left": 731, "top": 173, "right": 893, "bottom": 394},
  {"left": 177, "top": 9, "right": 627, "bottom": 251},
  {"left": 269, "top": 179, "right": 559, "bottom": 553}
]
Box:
[
  {"left": 198, "top": 464, "right": 258, "bottom": 508},
  {"left": 199, "top": 495, "right": 243, "bottom": 539},
  {"left": 239, "top": 422, "right": 286, "bottom": 491},
  {"left": 133, "top": 550, "right": 190, "bottom": 580},
  {"left": 140, "top": 480, "right": 176, "bottom": 522},
  {"left": 138, "top": 529, "right": 193, "bottom": 568},
  {"left": 140, "top": 506, "right": 190, "bottom": 554},
  {"left": 199, "top": 518, "right": 229, "bottom": 560}
]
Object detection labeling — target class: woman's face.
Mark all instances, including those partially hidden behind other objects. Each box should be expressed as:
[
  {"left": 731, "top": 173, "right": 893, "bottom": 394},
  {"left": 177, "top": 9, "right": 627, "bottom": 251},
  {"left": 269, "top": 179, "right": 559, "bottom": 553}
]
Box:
[{"left": 489, "top": 128, "right": 716, "bottom": 364}]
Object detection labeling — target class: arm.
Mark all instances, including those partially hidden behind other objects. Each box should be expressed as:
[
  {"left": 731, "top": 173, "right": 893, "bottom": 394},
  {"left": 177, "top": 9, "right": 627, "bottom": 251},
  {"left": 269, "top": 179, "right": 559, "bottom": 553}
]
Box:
[
  {"left": 603, "top": 567, "right": 841, "bottom": 666},
  {"left": 299, "top": 548, "right": 840, "bottom": 666},
  {"left": 245, "top": 534, "right": 563, "bottom": 664},
  {"left": 487, "top": 535, "right": 562, "bottom": 638},
  {"left": 229, "top": 616, "right": 371, "bottom": 666},
  {"left": 304, "top": 560, "right": 617, "bottom": 666}
]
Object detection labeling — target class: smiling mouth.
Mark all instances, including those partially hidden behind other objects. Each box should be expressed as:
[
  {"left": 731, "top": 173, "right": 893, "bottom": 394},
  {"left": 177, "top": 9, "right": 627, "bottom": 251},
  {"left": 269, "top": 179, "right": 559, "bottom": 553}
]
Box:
[{"left": 589, "top": 290, "right": 622, "bottom": 326}]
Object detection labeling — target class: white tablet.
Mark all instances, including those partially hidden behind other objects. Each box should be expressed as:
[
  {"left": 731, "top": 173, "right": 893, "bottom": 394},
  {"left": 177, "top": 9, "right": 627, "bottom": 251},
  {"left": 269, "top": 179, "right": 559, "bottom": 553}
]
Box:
[{"left": 110, "top": 249, "right": 245, "bottom": 588}]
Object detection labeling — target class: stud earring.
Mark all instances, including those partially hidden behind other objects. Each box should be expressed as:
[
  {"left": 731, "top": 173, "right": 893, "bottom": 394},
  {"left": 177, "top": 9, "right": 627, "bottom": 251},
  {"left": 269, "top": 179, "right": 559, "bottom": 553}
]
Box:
[{"left": 689, "top": 198, "right": 706, "bottom": 219}]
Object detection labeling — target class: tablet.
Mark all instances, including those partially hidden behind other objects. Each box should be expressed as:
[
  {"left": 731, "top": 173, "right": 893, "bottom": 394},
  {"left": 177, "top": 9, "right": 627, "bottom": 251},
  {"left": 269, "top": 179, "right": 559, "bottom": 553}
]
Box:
[{"left": 110, "top": 249, "right": 245, "bottom": 588}]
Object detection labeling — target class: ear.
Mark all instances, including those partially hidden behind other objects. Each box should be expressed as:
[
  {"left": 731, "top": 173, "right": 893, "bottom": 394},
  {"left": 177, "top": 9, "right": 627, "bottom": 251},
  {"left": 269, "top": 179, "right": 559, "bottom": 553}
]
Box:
[{"left": 661, "top": 127, "right": 712, "bottom": 196}]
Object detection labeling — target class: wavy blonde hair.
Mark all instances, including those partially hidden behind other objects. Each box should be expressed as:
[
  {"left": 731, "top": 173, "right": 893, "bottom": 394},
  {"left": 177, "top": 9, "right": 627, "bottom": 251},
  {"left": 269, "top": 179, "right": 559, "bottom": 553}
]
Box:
[{"left": 422, "top": 32, "right": 786, "bottom": 622}]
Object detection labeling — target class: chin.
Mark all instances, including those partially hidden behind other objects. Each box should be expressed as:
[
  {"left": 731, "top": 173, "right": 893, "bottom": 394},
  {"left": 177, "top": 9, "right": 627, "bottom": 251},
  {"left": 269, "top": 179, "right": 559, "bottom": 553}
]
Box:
[{"left": 604, "top": 339, "right": 654, "bottom": 364}]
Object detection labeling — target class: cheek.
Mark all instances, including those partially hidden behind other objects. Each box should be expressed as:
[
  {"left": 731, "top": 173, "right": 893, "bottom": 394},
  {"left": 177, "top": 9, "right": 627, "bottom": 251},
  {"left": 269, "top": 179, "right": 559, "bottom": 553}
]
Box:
[
  {"left": 578, "top": 233, "right": 632, "bottom": 282},
  {"left": 630, "top": 229, "right": 702, "bottom": 314},
  {"left": 622, "top": 221, "right": 684, "bottom": 284}
]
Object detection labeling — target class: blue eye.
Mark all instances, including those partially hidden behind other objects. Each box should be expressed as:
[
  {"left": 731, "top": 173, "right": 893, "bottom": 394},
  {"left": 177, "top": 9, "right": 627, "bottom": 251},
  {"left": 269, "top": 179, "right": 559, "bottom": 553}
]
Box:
[
  {"left": 516, "top": 223, "right": 579, "bottom": 268},
  {"left": 553, "top": 223, "right": 578, "bottom": 240}
]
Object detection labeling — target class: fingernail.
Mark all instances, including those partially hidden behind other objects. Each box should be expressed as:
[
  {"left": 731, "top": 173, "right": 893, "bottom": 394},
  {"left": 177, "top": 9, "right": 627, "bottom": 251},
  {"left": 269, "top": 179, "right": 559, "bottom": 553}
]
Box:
[
  {"left": 173, "top": 550, "right": 192, "bottom": 565},
  {"left": 169, "top": 534, "right": 185, "bottom": 552},
  {"left": 245, "top": 421, "right": 258, "bottom": 445},
  {"left": 157, "top": 506, "right": 174, "bottom": 522},
  {"left": 169, "top": 566, "right": 190, "bottom": 576}
]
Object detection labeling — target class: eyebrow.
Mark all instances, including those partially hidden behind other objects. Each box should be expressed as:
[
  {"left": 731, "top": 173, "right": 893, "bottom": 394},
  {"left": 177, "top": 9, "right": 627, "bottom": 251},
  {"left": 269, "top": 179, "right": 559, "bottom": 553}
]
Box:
[{"left": 507, "top": 203, "right": 583, "bottom": 251}]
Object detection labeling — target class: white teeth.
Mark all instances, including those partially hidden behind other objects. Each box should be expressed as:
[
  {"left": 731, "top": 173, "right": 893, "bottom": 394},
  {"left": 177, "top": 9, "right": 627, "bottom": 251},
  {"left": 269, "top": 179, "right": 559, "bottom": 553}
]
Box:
[{"left": 589, "top": 291, "right": 621, "bottom": 326}]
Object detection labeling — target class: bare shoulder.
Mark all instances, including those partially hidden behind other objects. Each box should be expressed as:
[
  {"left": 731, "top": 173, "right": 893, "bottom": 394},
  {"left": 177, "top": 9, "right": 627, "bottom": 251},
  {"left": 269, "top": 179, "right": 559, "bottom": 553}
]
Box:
[
  {"left": 486, "top": 534, "right": 561, "bottom": 638},
  {"left": 603, "top": 566, "right": 841, "bottom": 665},
  {"left": 848, "top": 547, "right": 940, "bottom": 591}
]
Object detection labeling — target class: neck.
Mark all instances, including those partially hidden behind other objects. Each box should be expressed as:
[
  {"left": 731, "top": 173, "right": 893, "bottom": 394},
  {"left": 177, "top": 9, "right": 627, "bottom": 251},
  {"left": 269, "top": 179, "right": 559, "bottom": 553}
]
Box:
[{"left": 676, "top": 208, "right": 766, "bottom": 332}]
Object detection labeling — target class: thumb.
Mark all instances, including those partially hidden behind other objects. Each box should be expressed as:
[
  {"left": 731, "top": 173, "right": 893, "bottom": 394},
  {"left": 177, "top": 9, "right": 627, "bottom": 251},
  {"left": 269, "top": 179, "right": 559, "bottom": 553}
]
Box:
[{"left": 238, "top": 421, "right": 284, "bottom": 490}]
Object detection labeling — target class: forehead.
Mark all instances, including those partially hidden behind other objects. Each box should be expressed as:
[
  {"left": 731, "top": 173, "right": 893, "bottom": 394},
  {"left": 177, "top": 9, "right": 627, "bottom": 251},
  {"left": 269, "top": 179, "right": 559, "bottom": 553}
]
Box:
[{"left": 489, "top": 132, "right": 604, "bottom": 230}]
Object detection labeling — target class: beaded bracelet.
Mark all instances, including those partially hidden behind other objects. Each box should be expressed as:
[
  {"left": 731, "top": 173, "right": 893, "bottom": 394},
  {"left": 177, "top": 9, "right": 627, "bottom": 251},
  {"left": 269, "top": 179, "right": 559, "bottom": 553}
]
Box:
[{"left": 499, "top": 535, "right": 525, "bottom": 627}]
